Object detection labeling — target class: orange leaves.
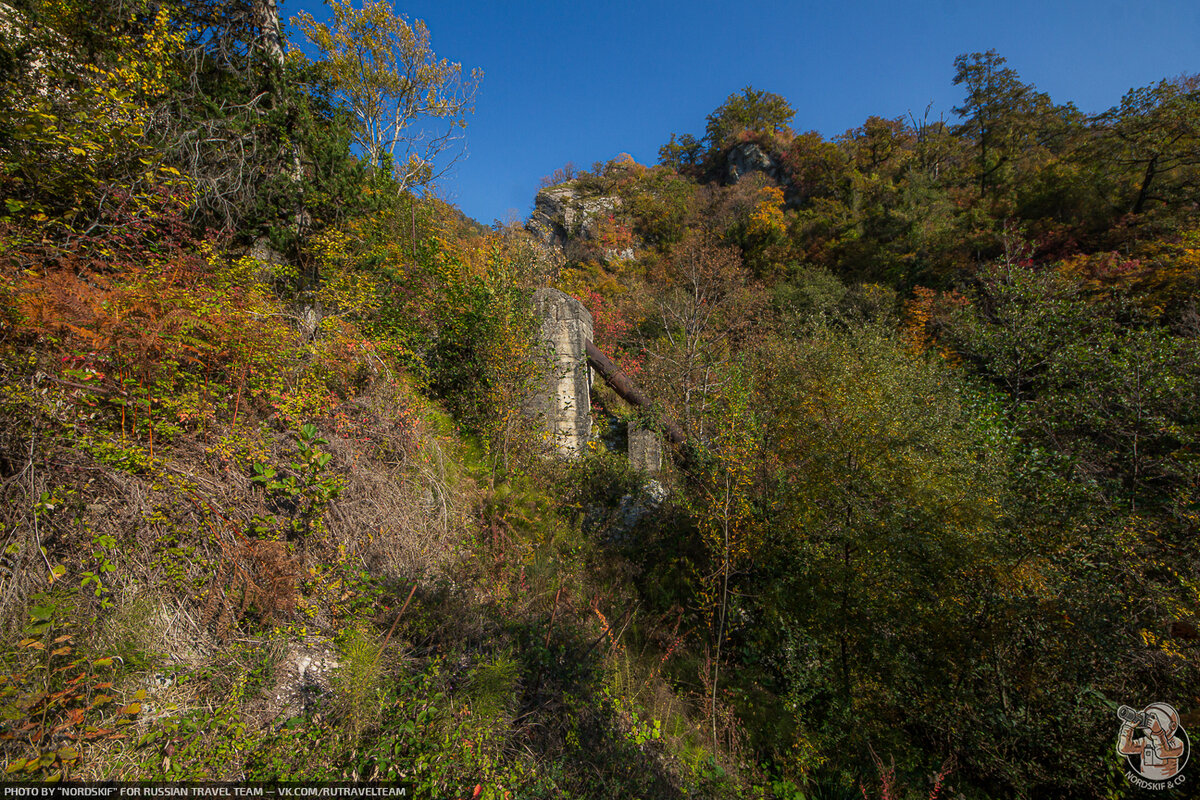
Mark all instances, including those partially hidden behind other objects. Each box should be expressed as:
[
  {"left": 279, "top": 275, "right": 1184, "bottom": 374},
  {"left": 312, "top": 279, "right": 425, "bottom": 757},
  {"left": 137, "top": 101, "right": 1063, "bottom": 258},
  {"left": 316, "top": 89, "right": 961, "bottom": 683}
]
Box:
[
  {"left": 13, "top": 259, "right": 116, "bottom": 350},
  {"left": 3, "top": 603, "right": 144, "bottom": 780},
  {"left": 901, "top": 285, "right": 969, "bottom": 355},
  {"left": 2, "top": 233, "right": 318, "bottom": 441}
]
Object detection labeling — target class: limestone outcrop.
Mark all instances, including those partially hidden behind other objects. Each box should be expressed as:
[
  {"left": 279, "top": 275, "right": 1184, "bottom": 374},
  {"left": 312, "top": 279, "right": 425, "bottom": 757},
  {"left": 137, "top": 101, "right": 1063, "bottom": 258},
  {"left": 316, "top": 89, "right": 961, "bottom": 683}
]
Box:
[
  {"left": 526, "top": 183, "right": 634, "bottom": 260},
  {"left": 628, "top": 423, "right": 663, "bottom": 474},
  {"left": 725, "top": 141, "right": 784, "bottom": 185}
]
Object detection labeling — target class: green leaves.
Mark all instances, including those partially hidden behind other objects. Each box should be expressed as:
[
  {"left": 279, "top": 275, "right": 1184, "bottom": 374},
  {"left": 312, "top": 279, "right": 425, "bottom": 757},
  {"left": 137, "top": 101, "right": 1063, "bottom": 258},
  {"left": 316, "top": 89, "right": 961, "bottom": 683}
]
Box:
[
  {"left": 739, "top": 321, "right": 1021, "bottom": 777},
  {"left": 1095, "top": 76, "right": 1200, "bottom": 215},
  {"left": 250, "top": 423, "right": 344, "bottom": 540},
  {"left": 299, "top": 422, "right": 325, "bottom": 445},
  {"left": 250, "top": 462, "right": 279, "bottom": 486},
  {"left": 0, "top": 3, "right": 184, "bottom": 236},
  {"left": 704, "top": 86, "right": 795, "bottom": 148}
]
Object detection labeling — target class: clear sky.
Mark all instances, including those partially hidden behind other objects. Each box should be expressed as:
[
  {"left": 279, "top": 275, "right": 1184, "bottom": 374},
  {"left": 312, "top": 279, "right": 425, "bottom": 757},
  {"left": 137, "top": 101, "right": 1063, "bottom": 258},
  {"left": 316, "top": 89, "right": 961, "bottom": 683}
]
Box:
[{"left": 283, "top": 0, "right": 1200, "bottom": 226}]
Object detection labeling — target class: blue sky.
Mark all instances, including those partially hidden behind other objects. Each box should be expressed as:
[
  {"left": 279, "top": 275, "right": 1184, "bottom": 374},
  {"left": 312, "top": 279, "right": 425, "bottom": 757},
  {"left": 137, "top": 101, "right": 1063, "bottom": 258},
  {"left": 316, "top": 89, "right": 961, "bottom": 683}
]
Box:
[{"left": 283, "top": 0, "right": 1200, "bottom": 226}]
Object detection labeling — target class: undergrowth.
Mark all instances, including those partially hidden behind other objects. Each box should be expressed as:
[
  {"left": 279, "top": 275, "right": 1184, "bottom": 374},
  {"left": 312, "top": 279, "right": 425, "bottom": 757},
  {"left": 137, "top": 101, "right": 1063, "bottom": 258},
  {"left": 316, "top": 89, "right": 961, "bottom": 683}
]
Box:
[{"left": 0, "top": 222, "right": 761, "bottom": 797}]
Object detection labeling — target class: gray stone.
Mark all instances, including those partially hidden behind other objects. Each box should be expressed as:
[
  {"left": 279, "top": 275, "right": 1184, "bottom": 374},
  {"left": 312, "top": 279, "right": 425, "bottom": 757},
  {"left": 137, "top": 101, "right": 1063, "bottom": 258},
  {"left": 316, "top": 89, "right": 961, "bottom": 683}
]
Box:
[
  {"left": 725, "top": 142, "right": 782, "bottom": 184},
  {"left": 251, "top": 236, "right": 286, "bottom": 266},
  {"left": 530, "top": 288, "right": 593, "bottom": 456},
  {"left": 526, "top": 186, "right": 574, "bottom": 247},
  {"left": 575, "top": 195, "right": 620, "bottom": 240},
  {"left": 604, "top": 246, "right": 636, "bottom": 262},
  {"left": 249, "top": 236, "right": 288, "bottom": 287},
  {"left": 609, "top": 479, "right": 669, "bottom": 544},
  {"left": 526, "top": 184, "right": 622, "bottom": 249},
  {"left": 296, "top": 303, "right": 323, "bottom": 341},
  {"left": 628, "top": 423, "right": 662, "bottom": 474}
]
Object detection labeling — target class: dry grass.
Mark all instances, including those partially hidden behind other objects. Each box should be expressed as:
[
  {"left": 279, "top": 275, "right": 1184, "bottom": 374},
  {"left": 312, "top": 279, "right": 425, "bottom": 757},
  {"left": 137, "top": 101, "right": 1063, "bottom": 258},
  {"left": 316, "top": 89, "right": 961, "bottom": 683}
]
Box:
[{"left": 0, "top": 352, "right": 481, "bottom": 706}]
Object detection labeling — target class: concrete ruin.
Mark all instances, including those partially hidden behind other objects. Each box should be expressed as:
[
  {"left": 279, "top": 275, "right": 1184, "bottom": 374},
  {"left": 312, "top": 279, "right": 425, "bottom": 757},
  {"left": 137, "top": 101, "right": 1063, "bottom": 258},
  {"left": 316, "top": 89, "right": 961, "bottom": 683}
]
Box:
[
  {"left": 627, "top": 423, "right": 663, "bottom": 473},
  {"left": 531, "top": 288, "right": 678, "bottom": 473},
  {"left": 531, "top": 288, "right": 593, "bottom": 456}
]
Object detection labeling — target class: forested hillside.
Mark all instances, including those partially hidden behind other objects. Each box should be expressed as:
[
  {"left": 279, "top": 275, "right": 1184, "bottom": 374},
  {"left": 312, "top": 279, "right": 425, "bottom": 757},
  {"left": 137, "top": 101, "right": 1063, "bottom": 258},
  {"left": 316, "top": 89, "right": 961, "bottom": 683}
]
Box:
[{"left": 1, "top": 1, "right": 1197, "bottom": 798}]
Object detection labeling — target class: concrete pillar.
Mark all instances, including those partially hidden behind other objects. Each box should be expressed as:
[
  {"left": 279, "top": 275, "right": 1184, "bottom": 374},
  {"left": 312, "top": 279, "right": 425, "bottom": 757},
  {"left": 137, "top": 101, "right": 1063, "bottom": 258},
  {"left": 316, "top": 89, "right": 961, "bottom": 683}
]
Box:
[
  {"left": 628, "top": 423, "right": 662, "bottom": 474},
  {"left": 531, "top": 288, "right": 593, "bottom": 456}
]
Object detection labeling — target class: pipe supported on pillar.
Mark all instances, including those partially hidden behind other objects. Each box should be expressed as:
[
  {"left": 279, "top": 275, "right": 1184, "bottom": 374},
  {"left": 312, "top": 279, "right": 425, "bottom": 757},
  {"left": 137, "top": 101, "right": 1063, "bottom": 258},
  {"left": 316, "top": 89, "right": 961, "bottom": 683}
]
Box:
[{"left": 585, "top": 339, "right": 687, "bottom": 448}]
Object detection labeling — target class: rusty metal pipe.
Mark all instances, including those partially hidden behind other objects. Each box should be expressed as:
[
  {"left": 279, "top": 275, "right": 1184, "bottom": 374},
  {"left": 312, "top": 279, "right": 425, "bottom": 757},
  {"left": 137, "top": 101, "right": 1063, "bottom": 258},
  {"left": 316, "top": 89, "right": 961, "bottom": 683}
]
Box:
[{"left": 585, "top": 339, "right": 686, "bottom": 448}]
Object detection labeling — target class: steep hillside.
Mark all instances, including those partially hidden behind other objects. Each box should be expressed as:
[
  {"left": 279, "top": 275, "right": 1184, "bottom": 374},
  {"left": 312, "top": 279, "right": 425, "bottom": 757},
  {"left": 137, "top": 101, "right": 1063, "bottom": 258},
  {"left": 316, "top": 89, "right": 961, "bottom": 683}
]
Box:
[
  {"left": 1, "top": 2, "right": 1198, "bottom": 799},
  {"left": 521, "top": 77, "right": 1200, "bottom": 799}
]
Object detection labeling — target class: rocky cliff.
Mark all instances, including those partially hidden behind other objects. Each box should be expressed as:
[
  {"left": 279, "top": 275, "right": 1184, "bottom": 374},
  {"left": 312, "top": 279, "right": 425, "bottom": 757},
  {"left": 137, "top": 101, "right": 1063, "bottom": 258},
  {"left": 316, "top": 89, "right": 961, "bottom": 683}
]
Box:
[{"left": 526, "top": 182, "right": 635, "bottom": 261}]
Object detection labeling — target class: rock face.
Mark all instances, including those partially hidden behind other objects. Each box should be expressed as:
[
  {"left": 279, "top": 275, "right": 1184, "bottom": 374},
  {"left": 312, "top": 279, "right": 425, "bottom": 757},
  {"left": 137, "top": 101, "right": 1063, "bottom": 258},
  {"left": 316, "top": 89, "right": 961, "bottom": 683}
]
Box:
[
  {"left": 251, "top": 236, "right": 286, "bottom": 266},
  {"left": 531, "top": 288, "right": 593, "bottom": 456},
  {"left": 725, "top": 142, "right": 783, "bottom": 184},
  {"left": 527, "top": 183, "right": 622, "bottom": 249},
  {"left": 607, "top": 479, "right": 669, "bottom": 545}
]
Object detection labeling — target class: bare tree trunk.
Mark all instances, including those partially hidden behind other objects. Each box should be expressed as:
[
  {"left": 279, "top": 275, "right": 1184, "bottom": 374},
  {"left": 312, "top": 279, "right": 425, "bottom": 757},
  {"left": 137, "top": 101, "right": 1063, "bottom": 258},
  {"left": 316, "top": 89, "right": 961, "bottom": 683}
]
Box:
[
  {"left": 252, "top": 0, "right": 284, "bottom": 69},
  {"left": 1132, "top": 155, "right": 1158, "bottom": 215},
  {"left": 712, "top": 474, "right": 733, "bottom": 748},
  {"left": 252, "top": 0, "right": 305, "bottom": 234}
]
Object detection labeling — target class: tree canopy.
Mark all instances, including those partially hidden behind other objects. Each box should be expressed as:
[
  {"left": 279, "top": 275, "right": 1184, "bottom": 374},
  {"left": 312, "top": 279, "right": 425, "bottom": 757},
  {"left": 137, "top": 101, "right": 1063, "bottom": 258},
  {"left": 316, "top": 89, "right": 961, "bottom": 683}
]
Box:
[
  {"left": 0, "top": 9, "right": 1197, "bottom": 796},
  {"left": 704, "top": 85, "right": 795, "bottom": 147},
  {"left": 294, "top": 0, "right": 480, "bottom": 190}
]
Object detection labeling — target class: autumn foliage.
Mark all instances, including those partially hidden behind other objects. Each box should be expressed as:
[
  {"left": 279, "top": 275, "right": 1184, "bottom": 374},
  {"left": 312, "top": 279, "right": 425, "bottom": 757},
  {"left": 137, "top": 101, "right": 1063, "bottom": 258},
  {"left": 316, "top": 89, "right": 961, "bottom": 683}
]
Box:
[{"left": 0, "top": 4, "right": 1198, "bottom": 797}]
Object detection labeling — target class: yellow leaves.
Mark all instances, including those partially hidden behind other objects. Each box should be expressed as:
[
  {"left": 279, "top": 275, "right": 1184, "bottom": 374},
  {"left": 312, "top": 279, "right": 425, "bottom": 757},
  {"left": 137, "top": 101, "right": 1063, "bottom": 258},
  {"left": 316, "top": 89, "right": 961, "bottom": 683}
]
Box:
[
  {"left": 747, "top": 185, "right": 787, "bottom": 237},
  {"left": 1002, "top": 557, "right": 1056, "bottom": 600},
  {"left": 318, "top": 267, "right": 382, "bottom": 326},
  {"left": 1, "top": 1, "right": 189, "bottom": 232},
  {"left": 1139, "top": 629, "right": 1190, "bottom": 662},
  {"left": 901, "top": 286, "right": 968, "bottom": 359},
  {"left": 99, "top": 4, "right": 183, "bottom": 102},
  {"left": 292, "top": 0, "right": 478, "bottom": 184},
  {"left": 789, "top": 729, "right": 829, "bottom": 778}
]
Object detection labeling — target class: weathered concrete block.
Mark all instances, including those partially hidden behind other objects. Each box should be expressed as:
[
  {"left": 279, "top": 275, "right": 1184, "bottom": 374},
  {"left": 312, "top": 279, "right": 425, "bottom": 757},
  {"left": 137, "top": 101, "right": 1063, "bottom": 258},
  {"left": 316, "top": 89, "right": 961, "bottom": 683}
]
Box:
[
  {"left": 531, "top": 288, "right": 593, "bottom": 456},
  {"left": 628, "top": 423, "right": 662, "bottom": 474}
]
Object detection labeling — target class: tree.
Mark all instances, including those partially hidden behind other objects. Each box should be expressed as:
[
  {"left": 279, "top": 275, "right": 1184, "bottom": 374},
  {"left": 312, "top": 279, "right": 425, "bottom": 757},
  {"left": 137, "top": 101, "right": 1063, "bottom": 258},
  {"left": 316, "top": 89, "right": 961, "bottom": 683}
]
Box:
[
  {"left": 657, "top": 132, "right": 703, "bottom": 172},
  {"left": 943, "top": 257, "right": 1087, "bottom": 406},
  {"left": 251, "top": 0, "right": 285, "bottom": 68},
  {"left": 177, "top": 0, "right": 283, "bottom": 69},
  {"left": 704, "top": 85, "right": 794, "bottom": 149},
  {"left": 0, "top": 0, "right": 186, "bottom": 234},
  {"left": 294, "top": 0, "right": 480, "bottom": 190},
  {"left": 1094, "top": 75, "right": 1200, "bottom": 216},
  {"left": 837, "top": 116, "right": 914, "bottom": 175},
  {"left": 156, "top": 0, "right": 316, "bottom": 235},
  {"left": 952, "top": 50, "right": 1051, "bottom": 198},
  {"left": 945, "top": 256, "right": 1200, "bottom": 513},
  {"left": 641, "top": 231, "right": 761, "bottom": 439},
  {"left": 751, "top": 322, "right": 1056, "bottom": 788},
  {"left": 684, "top": 365, "right": 763, "bottom": 750}
]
